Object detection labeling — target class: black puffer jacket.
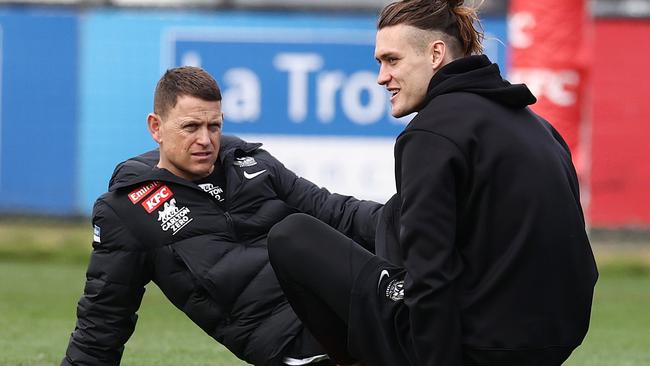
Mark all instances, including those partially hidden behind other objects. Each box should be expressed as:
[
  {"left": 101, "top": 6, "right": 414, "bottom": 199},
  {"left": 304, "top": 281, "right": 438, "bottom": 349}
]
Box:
[{"left": 62, "top": 135, "right": 381, "bottom": 366}]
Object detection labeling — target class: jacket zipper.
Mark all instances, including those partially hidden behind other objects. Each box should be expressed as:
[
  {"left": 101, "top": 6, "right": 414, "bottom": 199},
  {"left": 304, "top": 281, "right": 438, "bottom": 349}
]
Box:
[{"left": 223, "top": 211, "right": 238, "bottom": 241}]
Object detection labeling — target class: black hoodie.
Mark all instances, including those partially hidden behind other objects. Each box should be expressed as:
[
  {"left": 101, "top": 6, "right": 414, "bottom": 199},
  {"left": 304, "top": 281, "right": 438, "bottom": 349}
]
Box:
[{"left": 378, "top": 56, "right": 597, "bottom": 365}]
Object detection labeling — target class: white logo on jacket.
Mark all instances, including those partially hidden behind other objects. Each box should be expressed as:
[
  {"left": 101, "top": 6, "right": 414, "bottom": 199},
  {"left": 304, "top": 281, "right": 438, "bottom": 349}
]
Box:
[
  {"left": 243, "top": 170, "right": 267, "bottom": 180},
  {"left": 233, "top": 156, "right": 257, "bottom": 167},
  {"left": 93, "top": 225, "right": 101, "bottom": 243},
  {"left": 198, "top": 183, "right": 225, "bottom": 202},
  {"left": 142, "top": 185, "right": 173, "bottom": 213},
  {"left": 385, "top": 279, "right": 404, "bottom": 302},
  {"left": 157, "top": 198, "right": 193, "bottom": 235}
]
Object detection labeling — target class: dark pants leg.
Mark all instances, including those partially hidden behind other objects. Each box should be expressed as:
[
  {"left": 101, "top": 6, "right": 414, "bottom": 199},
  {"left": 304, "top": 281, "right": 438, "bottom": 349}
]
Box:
[
  {"left": 268, "top": 213, "right": 375, "bottom": 365},
  {"left": 464, "top": 347, "right": 574, "bottom": 366}
]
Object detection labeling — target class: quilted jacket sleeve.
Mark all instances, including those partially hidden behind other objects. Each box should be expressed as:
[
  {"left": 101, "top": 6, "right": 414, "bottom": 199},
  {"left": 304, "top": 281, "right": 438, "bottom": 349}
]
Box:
[
  {"left": 264, "top": 150, "right": 383, "bottom": 250},
  {"left": 61, "top": 197, "right": 150, "bottom": 366}
]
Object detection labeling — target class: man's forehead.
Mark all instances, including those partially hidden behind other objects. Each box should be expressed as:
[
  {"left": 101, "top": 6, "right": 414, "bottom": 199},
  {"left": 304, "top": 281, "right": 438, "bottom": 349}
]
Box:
[
  {"left": 376, "top": 25, "right": 436, "bottom": 56},
  {"left": 375, "top": 29, "right": 399, "bottom": 55},
  {"left": 376, "top": 25, "right": 416, "bottom": 47},
  {"left": 179, "top": 109, "right": 223, "bottom": 119},
  {"left": 166, "top": 104, "right": 223, "bottom": 124}
]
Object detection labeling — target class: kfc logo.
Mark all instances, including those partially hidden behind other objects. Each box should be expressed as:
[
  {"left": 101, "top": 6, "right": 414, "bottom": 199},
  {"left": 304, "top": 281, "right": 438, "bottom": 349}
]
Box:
[
  {"left": 142, "top": 185, "right": 174, "bottom": 213},
  {"left": 128, "top": 181, "right": 161, "bottom": 204}
]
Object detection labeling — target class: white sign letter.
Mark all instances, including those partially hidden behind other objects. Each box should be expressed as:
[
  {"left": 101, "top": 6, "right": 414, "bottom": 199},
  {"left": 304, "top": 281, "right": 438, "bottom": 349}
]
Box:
[
  {"left": 222, "top": 68, "right": 261, "bottom": 123},
  {"left": 274, "top": 53, "right": 323, "bottom": 123},
  {"left": 341, "top": 71, "right": 385, "bottom": 125},
  {"left": 509, "top": 12, "right": 536, "bottom": 49},
  {"left": 317, "top": 71, "right": 344, "bottom": 123}
]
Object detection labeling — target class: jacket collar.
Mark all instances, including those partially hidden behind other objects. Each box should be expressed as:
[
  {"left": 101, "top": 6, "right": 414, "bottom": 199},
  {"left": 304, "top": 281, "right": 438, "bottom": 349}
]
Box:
[{"left": 108, "top": 135, "right": 262, "bottom": 192}]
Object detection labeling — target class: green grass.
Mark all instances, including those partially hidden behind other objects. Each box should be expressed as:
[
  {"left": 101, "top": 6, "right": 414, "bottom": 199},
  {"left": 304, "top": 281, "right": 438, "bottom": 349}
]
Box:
[
  {"left": 0, "top": 219, "right": 92, "bottom": 264},
  {"left": 0, "top": 261, "right": 247, "bottom": 366},
  {"left": 0, "top": 262, "right": 648, "bottom": 365},
  {"left": 565, "top": 269, "right": 650, "bottom": 366},
  {"left": 1, "top": 219, "right": 649, "bottom": 365}
]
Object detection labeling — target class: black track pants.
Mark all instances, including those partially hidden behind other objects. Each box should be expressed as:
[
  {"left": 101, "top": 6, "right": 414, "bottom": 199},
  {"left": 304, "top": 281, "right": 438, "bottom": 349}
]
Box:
[
  {"left": 268, "top": 213, "right": 375, "bottom": 365},
  {"left": 267, "top": 214, "right": 575, "bottom": 366}
]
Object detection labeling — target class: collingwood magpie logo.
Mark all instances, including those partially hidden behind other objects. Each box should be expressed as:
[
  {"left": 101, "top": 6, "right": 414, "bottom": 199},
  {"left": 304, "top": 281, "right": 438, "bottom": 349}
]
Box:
[
  {"left": 157, "top": 198, "right": 193, "bottom": 235},
  {"left": 198, "top": 183, "right": 225, "bottom": 202},
  {"left": 385, "top": 279, "right": 404, "bottom": 302},
  {"left": 233, "top": 156, "right": 257, "bottom": 167}
]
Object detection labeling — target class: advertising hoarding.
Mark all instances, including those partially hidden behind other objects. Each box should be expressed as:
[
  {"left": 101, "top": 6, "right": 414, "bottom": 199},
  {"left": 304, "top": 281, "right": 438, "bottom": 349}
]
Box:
[{"left": 0, "top": 8, "right": 78, "bottom": 215}]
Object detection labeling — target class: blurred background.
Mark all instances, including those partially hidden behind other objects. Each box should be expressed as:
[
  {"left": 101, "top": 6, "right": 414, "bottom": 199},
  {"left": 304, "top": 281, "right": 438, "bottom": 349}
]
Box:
[
  {"left": 0, "top": 0, "right": 648, "bottom": 228},
  {"left": 0, "top": 0, "right": 648, "bottom": 365}
]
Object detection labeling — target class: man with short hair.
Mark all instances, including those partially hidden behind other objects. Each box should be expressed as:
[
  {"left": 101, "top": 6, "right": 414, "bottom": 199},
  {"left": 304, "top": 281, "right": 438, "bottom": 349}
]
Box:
[{"left": 61, "top": 66, "right": 381, "bottom": 366}]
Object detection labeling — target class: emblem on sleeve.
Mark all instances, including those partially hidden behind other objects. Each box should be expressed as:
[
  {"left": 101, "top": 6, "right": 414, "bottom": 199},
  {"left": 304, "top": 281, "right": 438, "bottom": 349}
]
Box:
[
  {"left": 157, "top": 198, "right": 193, "bottom": 235},
  {"left": 93, "top": 224, "right": 101, "bottom": 243},
  {"left": 385, "top": 279, "right": 404, "bottom": 302}
]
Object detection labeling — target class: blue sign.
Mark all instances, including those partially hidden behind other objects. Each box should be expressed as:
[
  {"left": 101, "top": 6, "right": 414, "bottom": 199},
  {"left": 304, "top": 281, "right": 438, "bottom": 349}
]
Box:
[
  {"left": 0, "top": 8, "right": 79, "bottom": 215},
  {"left": 168, "top": 28, "right": 406, "bottom": 136},
  {"left": 165, "top": 21, "right": 509, "bottom": 137}
]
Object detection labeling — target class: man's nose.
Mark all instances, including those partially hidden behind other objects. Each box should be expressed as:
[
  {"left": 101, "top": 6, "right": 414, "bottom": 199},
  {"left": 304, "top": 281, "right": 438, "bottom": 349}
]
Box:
[
  {"left": 196, "top": 127, "right": 211, "bottom": 145},
  {"left": 377, "top": 65, "right": 390, "bottom": 85}
]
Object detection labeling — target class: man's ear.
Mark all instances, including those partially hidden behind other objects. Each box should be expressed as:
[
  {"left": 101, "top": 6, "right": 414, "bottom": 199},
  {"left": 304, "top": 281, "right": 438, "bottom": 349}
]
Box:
[
  {"left": 430, "top": 39, "right": 448, "bottom": 71},
  {"left": 147, "top": 113, "right": 163, "bottom": 144}
]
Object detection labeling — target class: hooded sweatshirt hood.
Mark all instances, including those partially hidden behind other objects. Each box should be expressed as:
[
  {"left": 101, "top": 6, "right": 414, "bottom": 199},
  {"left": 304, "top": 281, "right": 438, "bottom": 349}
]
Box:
[{"left": 423, "top": 55, "right": 536, "bottom": 109}]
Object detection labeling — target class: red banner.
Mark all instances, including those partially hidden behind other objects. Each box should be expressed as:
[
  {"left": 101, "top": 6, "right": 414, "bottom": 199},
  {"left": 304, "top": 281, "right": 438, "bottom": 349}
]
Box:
[
  {"left": 589, "top": 20, "right": 650, "bottom": 227},
  {"left": 508, "top": 0, "right": 591, "bottom": 182}
]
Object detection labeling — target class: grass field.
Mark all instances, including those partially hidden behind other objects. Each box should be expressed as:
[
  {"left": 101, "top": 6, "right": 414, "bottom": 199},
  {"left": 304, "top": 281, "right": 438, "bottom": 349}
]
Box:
[
  {"left": 1, "top": 220, "right": 649, "bottom": 365},
  {"left": 0, "top": 261, "right": 247, "bottom": 366}
]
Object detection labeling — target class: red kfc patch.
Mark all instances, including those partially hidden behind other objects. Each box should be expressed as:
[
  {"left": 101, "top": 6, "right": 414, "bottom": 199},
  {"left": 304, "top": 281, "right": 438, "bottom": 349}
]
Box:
[
  {"left": 142, "top": 185, "right": 174, "bottom": 213},
  {"left": 128, "top": 181, "right": 161, "bottom": 204}
]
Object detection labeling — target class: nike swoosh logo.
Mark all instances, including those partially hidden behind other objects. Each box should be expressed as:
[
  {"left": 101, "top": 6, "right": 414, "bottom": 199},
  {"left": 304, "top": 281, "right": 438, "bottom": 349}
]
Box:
[
  {"left": 243, "top": 169, "right": 267, "bottom": 180},
  {"left": 378, "top": 269, "right": 389, "bottom": 290}
]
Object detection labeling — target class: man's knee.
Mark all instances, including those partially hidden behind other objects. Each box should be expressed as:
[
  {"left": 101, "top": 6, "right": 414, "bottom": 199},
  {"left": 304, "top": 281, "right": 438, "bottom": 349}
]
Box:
[{"left": 268, "top": 213, "right": 317, "bottom": 263}]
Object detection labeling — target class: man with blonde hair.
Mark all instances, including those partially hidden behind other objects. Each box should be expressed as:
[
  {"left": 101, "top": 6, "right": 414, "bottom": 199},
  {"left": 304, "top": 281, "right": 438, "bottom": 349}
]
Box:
[{"left": 268, "top": 1, "right": 598, "bottom": 365}]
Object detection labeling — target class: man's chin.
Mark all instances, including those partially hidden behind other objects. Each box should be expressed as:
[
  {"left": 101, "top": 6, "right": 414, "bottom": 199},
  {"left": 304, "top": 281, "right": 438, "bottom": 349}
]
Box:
[
  {"left": 188, "top": 164, "right": 215, "bottom": 180},
  {"left": 391, "top": 110, "right": 407, "bottom": 118},
  {"left": 198, "top": 167, "right": 215, "bottom": 178}
]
